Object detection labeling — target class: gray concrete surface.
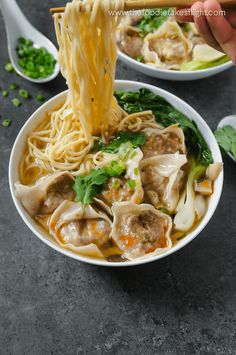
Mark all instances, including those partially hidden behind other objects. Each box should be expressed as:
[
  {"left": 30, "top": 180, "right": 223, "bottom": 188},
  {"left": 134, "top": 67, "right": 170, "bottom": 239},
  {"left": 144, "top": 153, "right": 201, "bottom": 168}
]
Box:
[{"left": 0, "top": 1, "right": 236, "bottom": 354}]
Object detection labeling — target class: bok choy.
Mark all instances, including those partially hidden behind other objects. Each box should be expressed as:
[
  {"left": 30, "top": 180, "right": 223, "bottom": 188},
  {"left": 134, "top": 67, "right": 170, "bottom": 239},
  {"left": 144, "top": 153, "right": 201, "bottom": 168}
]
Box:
[{"left": 115, "top": 88, "right": 213, "bottom": 165}]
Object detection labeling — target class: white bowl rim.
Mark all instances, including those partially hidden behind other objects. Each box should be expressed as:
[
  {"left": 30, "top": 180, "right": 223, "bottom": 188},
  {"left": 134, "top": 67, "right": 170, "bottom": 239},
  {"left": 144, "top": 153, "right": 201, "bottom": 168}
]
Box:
[
  {"left": 118, "top": 48, "right": 233, "bottom": 76},
  {"left": 9, "top": 80, "right": 223, "bottom": 267}
]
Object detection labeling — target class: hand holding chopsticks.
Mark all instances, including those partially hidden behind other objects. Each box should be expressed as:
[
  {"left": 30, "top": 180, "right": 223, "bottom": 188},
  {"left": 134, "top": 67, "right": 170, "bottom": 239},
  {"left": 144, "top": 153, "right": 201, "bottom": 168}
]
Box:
[{"left": 50, "top": 0, "right": 236, "bottom": 15}]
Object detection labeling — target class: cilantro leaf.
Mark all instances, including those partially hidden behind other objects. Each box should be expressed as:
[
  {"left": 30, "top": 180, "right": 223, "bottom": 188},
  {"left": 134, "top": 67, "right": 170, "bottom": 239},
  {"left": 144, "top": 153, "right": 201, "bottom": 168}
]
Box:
[
  {"left": 137, "top": 8, "right": 171, "bottom": 35},
  {"left": 73, "top": 168, "right": 108, "bottom": 205},
  {"left": 73, "top": 162, "right": 126, "bottom": 205},
  {"left": 214, "top": 125, "right": 236, "bottom": 160}
]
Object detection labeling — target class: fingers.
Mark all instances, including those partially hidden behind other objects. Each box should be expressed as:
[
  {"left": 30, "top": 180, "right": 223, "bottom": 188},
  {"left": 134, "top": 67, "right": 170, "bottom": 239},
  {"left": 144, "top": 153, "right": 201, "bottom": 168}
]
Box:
[
  {"left": 204, "top": 0, "right": 236, "bottom": 62},
  {"left": 225, "top": 10, "right": 236, "bottom": 28},
  {"left": 192, "top": 1, "right": 223, "bottom": 52},
  {"left": 175, "top": 4, "right": 236, "bottom": 28}
]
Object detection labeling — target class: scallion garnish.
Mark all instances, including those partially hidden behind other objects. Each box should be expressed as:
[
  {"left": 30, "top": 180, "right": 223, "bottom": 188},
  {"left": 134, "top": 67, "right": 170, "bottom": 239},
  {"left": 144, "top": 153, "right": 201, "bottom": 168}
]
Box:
[
  {"left": 2, "top": 90, "right": 9, "bottom": 97},
  {"left": 36, "top": 94, "right": 46, "bottom": 103},
  {"left": 11, "top": 98, "right": 22, "bottom": 107},
  {"left": 19, "top": 89, "right": 29, "bottom": 99},
  {"left": 5, "top": 62, "right": 14, "bottom": 72},
  {"left": 10, "top": 83, "right": 18, "bottom": 90},
  {"left": 2, "top": 119, "right": 11, "bottom": 127},
  {"left": 127, "top": 179, "right": 136, "bottom": 190},
  {"left": 16, "top": 37, "right": 56, "bottom": 79}
]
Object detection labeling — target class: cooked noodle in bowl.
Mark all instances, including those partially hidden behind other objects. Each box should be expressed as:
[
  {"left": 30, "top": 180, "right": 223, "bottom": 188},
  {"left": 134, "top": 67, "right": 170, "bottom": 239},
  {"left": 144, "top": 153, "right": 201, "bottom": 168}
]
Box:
[{"left": 9, "top": 0, "right": 223, "bottom": 266}]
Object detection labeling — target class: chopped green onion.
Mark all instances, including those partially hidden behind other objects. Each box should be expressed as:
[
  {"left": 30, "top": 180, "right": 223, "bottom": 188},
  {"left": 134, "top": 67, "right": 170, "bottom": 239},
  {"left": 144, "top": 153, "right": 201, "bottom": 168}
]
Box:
[
  {"left": 106, "top": 161, "right": 126, "bottom": 177},
  {"left": 10, "top": 83, "right": 17, "bottom": 90},
  {"left": 127, "top": 179, "right": 136, "bottom": 191},
  {"left": 2, "top": 119, "right": 11, "bottom": 127},
  {"left": 2, "top": 90, "right": 9, "bottom": 97},
  {"left": 136, "top": 55, "right": 144, "bottom": 63},
  {"left": 16, "top": 37, "right": 57, "bottom": 79},
  {"left": 112, "top": 179, "right": 120, "bottom": 189},
  {"left": 118, "top": 142, "right": 133, "bottom": 160},
  {"left": 134, "top": 167, "right": 139, "bottom": 176},
  {"left": 11, "top": 98, "right": 22, "bottom": 107},
  {"left": 5, "top": 62, "right": 14, "bottom": 72},
  {"left": 130, "top": 150, "right": 138, "bottom": 159},
  {"left": 36, "top": 94, "right": 46, "bottom": 103},
  {"left": 19, "top": 89, "right": 29, "bottom": 99}
]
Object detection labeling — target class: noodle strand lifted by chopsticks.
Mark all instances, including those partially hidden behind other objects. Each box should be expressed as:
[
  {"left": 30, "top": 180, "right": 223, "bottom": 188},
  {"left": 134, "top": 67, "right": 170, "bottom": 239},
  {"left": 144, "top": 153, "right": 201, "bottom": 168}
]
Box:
[{"left": 19, "top": 0, "right": 159, "bottom": 184}]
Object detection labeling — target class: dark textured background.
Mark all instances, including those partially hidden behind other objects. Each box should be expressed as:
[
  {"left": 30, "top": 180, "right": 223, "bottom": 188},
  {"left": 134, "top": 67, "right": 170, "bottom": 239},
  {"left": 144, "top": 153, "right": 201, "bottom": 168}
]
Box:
[{"left": 0, "top": 1, "right": 236, "bottom": 354}]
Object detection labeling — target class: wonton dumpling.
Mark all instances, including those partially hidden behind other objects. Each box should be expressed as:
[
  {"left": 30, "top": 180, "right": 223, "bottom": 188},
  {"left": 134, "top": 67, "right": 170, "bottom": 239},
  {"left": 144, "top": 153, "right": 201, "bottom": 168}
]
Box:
[
  {"left": 142, "top": 125, "right": 186, "bottom": 158},
  {"left": 142, "top": 21, "right": 192, "bottom": 69},
  {"left": 15, "top": 172, "right": 75, "bottom": 217},
  {"left": 111, "top": 202, "right": 172, "bottom": 260},
  {"left": 49, "top": 200, "right": 112, "bottom": 258},
  {"left": 99, "top": 148, "right": 144, "bottom": 206},
  {"left": 116, "top": 22, "right": 143, "bottom": 59},
  {"left": 140, "top": 153, "right": 187, "bottom": 212}
]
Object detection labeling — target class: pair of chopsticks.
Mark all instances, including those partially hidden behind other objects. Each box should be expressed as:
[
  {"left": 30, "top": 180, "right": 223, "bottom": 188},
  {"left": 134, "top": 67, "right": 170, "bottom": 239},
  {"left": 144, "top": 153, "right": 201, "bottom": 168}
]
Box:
[{"left": 50, "top": 0, "right": 236, "bottom": 14}]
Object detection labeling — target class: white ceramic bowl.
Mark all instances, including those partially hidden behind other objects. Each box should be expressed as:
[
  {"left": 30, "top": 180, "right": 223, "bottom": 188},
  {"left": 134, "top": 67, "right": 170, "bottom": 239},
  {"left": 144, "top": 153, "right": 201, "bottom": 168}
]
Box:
[
  {"left": 118, "top": 50, "right": 233, "bottom": 81},
  {"left": 9, "top": 80, "right": 223, "bottom": 267}
]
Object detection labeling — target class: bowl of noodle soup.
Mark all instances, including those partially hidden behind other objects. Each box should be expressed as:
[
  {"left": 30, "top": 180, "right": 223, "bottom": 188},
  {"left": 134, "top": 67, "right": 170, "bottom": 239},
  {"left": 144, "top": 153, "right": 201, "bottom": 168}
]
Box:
[
  {"left": 117, "top": 9, "right": 233, "bottom": 81},
  {"left": 9, "top": 80, "right": 223, "bottom": 267}
]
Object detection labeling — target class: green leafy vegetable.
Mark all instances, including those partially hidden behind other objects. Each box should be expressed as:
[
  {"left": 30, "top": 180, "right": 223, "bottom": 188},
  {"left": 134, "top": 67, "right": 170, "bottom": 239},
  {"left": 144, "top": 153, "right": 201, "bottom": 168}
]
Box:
[
  {"left": 137, "top": 8, "right": 171, "bottom": 35},
  {"left": 214, "top": 125, "right": 236, "bottom": 160},
  {"left": 2, "top": 119, "right": 11, "bottom": 127},
  {"left": 102, "top": 131, "right": 146, "bottom": 154},
  {"left": 90, "top": 139, "right": 105, "bottom": 153},
  {"left": 11, "top": 98, "right": 22, "bottom": 107},
  {"left": 16, "top": 37, "right": 56, "bottom": 79},
  {"left": 174, "top": 164, "right": 206, "bottom": 232},
  {"left": 19, "top": 89, "right": 29, "bottom": 99},
  {"left": 115, "top": 88, "right": 213, "bottom": 165},
  {"left": 2, "top": 90, "right": 9, "bottom": 97},
  {"left": 73, "top": 162, "right": 126, "bottom": 205}
]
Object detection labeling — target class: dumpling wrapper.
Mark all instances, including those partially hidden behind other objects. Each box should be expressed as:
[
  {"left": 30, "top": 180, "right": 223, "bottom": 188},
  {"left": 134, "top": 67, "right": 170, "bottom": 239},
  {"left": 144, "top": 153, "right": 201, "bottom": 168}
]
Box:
[
  {"left": 142, "top": 21, "right": 192, "bottom": 69},
  {"left": 140, "top": 153, "right": 187, "bottom": 212},
  {"left": 49, "top": 200, "right": 112, "bottom": 259},
  {"left": 142, "top": 124, "right": 186, "bottom": 158},
  {"left": 97, "top": 148, "right": 144, "bottom": 209},
  {"left": 15, "top": 172, "right": 75, "bottom": 217},
  {"left": 111, "top": 201, "right": 172, "bottom": 260}
]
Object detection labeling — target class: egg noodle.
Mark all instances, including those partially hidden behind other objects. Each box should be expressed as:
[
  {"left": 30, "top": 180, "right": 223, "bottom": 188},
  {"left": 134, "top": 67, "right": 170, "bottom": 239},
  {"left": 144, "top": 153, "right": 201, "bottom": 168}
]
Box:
[{"left": 19, "top": 0, "right": 158, "bottom": 185}]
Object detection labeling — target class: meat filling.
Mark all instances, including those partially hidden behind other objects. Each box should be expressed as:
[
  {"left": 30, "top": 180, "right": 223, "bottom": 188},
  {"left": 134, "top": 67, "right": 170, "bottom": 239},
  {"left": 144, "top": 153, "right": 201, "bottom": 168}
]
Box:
[
  {"left": 117, "top": 27, "right": 144, "bottom": 59},
  {"left": 142, "top": 132, "right": 183, "bottom": 158},
  {"left": 39, "top": 175, "right": 75, "bottom": 214},
  {"left": 100, "top": 177, "right": 134, "bottom": 206},
  {"left": 115, "top": 211, "right": 168, "bottom": 258},
  {"left": 60, "top": 219, "right": 111, "bottom": 248}
]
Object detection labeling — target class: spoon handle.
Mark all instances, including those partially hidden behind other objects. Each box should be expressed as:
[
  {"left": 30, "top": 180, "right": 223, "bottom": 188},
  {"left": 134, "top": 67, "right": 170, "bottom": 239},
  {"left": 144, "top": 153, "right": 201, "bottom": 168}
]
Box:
[{"left": 0, "top": 0, "right": 34, "bottom": 41}]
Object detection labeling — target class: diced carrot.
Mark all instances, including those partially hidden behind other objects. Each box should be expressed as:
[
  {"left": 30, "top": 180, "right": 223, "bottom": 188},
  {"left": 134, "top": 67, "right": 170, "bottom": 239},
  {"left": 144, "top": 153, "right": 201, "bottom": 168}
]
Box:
[{"left": 119, "top": 235, "right": 135, "bottom": 248}]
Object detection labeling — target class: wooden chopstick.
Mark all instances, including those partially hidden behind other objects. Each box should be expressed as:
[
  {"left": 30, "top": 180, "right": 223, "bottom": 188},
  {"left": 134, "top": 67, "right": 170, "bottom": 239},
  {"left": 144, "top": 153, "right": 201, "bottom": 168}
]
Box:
[{"left": 50, "top": 0, "right": 236, "bottom": 14}]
